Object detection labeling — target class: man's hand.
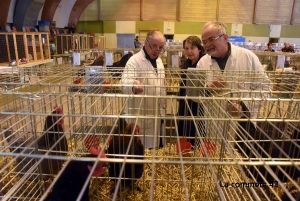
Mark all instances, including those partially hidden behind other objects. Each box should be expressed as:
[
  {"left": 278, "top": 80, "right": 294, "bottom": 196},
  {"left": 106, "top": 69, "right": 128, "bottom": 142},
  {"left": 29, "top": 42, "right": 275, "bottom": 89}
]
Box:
[
  {"left": 207, "top": 77, "right": 226, "bottom": 88},
  {"left": 227, "top": 102, "right": 243, "bottom": 116},
  {"left": 133, "top": 80, "right": 144, "bottom": 94}
]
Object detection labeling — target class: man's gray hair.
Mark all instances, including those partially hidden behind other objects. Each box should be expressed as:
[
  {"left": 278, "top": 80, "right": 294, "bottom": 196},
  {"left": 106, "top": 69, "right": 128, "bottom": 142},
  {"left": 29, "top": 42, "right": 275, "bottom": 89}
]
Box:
[
  {"left": 146, "top": 30, "right": 165, "bottom": 42},
  {"left": 203, "top": 21, "right": 227, "bottom": 35}
]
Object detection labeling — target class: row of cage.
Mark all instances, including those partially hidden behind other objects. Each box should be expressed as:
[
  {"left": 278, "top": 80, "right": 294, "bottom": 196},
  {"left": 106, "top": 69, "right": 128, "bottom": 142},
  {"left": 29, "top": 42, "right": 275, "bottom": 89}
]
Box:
[
  {"left": 0, "top": 32, "right": 51, "bottom": 66},
  {"left": 0, "top": 67, "right": 299, "bottom": 200},
  {"left": 54, "top": 48, "right": 300, "bottom": 70},
  {"left": 1, "top": 39, "right": 299, "bottom": 70}
]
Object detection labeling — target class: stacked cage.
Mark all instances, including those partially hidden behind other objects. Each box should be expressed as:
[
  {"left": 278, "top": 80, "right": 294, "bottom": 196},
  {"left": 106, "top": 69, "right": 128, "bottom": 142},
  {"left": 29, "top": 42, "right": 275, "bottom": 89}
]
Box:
[
  {"left": 0, "top": 32, "right": 50, "bottom": 66},
  {"left": 0, "top": 67, "right": 300, "bottom": 201},
  {"left": 253, "top": 51, "right": 300, "bottom": 71},
  {"left": 55, "top": 34, "right": 92, "bottom": 54}
]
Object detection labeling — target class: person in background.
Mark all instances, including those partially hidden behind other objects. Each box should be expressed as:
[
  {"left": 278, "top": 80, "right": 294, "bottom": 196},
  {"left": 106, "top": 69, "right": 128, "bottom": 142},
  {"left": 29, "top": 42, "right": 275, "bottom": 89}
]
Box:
[
  {"left": 265, "top": 42, "right": 275, "bottom": 52},
  {"left": 110, "top": 51, "right": 134, "bottom": 77},
  {"left": 134, "top": 36, "right": 142, "bottom": 48},
  {"left": 70, "top": 22, "right": 76, "bottom": 34},
  {"left": 282, "top": 42, "right": 295, "bottom": 53},
  {"left": 119, "top": 51, "right": 133, "bottom": 67},
  {"left": 120, "top": 30, "right": 166, "bottom": 149},
  {"left": 177, "top": 36, "right": 206, "bottom": 146},
  {"left": 49, "top": 39, "right": 56, "bottom": 58},
  {"left": 50, "top": 27, "right": 56, "bottom": 36},
  {"left": 197, "top": 21, "right": 270, "bottom": 154},
  {"left": 281, "top": 42, "right": 295, "bottom": 67}
]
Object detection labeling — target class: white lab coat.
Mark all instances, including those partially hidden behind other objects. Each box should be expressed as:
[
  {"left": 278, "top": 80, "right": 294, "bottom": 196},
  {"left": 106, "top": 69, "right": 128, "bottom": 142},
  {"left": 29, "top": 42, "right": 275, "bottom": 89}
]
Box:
[
  {"left": 196, "top": 44, "right": 270, "bottom": 141},
  {"left": 120, "top": 49, "right": 166, "bottom": 149}
]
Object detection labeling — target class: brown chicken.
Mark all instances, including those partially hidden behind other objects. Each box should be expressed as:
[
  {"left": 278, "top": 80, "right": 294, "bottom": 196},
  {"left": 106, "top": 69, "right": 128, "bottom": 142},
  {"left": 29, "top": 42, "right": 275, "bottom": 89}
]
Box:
[
  {"left": 107, "top": 118, "right": 144, "bottom": 194},
  {"left": 4, "top": 105, "right": 67, "bottom": 181},
  {"left": 44, "top": 147, "right": 109, "bottom": 201}
]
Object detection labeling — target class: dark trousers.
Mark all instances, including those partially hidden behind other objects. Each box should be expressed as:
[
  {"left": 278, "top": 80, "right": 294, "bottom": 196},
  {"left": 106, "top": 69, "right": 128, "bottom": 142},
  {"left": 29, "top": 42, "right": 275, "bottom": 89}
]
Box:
[{"left": 177, "top": 99, "right": 205, "bottom": 146}]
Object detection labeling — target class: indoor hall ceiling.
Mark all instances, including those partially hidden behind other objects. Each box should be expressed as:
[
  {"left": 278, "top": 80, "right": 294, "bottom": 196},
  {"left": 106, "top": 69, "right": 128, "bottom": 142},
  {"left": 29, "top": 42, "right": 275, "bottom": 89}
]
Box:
[
  {"left": 0, "top": 0, "right": 82, "bottom": 29},
  {"left": 1, "top": 0, "right": 300, "bottom": 30},
  {"left": 13, "top": 0, "right": 46, "bottom": 31},
  {"left": 79, "top": 0, "right": 300, "bottom": 25}
]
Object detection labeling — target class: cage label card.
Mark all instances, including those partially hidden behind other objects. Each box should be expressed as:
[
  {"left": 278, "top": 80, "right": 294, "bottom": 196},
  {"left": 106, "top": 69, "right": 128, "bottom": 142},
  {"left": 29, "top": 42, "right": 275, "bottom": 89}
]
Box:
[{"left": 73, "top": 52, "right": 81, "bottom": 65}]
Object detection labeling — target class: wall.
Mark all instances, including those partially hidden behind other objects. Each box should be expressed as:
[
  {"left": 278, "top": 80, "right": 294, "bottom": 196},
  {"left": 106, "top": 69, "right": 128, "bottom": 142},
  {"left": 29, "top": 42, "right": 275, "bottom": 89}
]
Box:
[
  {"left": 75, "top": 21, "right": 300, "bottom": 48},
  {"left": 77, "top": 21, "right": 103, "bottom": 33},
  {"left": 280, "top": 25, "right": 300, "bottom": 43},
  {"left": 53, "top": 0, "right": 77, "bottom": 28}
]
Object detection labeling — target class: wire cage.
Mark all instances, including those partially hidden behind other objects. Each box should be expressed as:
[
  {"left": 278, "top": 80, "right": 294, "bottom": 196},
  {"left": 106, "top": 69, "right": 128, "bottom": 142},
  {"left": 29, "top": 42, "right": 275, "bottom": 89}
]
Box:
[
  {"left": 253, "top": 51, "right": 300, "bottom": 71},
  {"left": 88, "top": 35, "right": 95, "bottom": 49},
  {"left": 55, "top": 34, "right": 72, "bottom": 54},
  {"left": 86, "top": 48, "right": 141, "bottom": 82},
  {"left": 0, "top": 68, "right": 300, "bottom": 201},
  {"left": 72, "top": 34, "right": 88, "bottom": 50},
  {"left": 165, "top": 48, "right": 300, "bottom": 72},
  {"left": 165, "top": 49, "right": 185, "bottom": 68},
  {"left": 0, "top": 32, "right": 51, "bottom": 66},
  {"left": 98, "top": 36, "right": 106, "bottom": 49},
  {"left": 55, "top": 34, "right": 92, "bottom": 54}
]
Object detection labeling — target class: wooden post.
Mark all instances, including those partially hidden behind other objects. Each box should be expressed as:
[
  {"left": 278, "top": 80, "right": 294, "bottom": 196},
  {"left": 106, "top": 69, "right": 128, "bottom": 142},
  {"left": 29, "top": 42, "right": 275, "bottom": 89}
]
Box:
[
  {"left": 39, "top": 33, "right": 44, "bottom": 60},
  {"left": 5, "top": 34, "right": 11, "bottom": 62},
  {"left": 12, "top": 33, "right": 19, "bottom": 66}
]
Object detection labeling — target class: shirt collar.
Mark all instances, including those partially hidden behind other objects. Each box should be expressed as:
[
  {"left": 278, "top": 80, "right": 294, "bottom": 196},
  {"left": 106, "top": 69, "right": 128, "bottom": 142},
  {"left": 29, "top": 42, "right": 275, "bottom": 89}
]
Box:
[{"left": 143, "top": 46, "right": 157, "bottom": 69}]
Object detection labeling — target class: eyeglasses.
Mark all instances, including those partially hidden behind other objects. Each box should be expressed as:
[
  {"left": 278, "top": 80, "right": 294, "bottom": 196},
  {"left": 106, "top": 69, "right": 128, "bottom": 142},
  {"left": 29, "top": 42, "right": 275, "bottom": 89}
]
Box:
[
  {"left": 147, "top": 39, "right": 165, "bottom": 53},
  {"left": 202, "top": 34, "right": 224, "bottom": 45}
]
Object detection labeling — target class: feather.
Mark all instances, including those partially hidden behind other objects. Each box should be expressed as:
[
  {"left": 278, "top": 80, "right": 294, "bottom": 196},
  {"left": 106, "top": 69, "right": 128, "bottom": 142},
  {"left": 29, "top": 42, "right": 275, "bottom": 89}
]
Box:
[
  {"left": 107, "top": 118, "right": 144, "bottom": 191},
  {"left": 236, "top": 121, "right": 300, "bottom": 183},
  {"left": 44, "top": 148, "right": 108, "bottom": 201},
  {"left": 4, "top": 106, "right": 68, "bottom": 180}
]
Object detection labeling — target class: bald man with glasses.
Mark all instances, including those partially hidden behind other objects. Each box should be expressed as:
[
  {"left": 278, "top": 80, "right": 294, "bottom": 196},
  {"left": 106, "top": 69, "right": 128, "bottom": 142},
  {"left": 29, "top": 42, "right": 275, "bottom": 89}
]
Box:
[
  {"left": 120, "top": 30, "right": 166, "bottom": 149},
  {"left": 196, "top": 21, "right": 270, "bottom": 157}
]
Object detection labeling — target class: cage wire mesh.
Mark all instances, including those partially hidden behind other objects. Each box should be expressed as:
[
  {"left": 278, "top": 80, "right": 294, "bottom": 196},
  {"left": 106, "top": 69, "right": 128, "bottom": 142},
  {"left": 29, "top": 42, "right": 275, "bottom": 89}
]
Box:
[
  {"left": 163, "top": 49, "right": 300, "bottom": 72},
  {"left": 253, "top": 51, "right": 300, "bottom": 71},
  {"left": 0, "top": 67, "right": 299, "bottom": 201}
]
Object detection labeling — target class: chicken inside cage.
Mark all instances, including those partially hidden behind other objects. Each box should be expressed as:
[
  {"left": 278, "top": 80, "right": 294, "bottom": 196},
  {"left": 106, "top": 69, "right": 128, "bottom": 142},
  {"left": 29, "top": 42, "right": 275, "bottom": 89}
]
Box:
[
  {"left": 106, "top": 118, "right": 144, "bottom": 196},
  {"left": 43, "top": 147, "right": 109, "bottom": 201},
  {"left": 1, "top": 69, "right": 300, "bottom": 201},
  {"left": 68, "top": 52, "right": 127, "bottom": 94},
  {"left": 1, "top": 104, "right": 68, "bottom": 182}
]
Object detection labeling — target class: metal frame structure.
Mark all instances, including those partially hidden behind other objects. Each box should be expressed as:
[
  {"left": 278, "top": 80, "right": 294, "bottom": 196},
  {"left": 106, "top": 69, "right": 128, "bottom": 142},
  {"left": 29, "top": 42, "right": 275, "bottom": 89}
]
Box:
[{"left": 0, "top": 67, "right": 299, "bottom": 200}]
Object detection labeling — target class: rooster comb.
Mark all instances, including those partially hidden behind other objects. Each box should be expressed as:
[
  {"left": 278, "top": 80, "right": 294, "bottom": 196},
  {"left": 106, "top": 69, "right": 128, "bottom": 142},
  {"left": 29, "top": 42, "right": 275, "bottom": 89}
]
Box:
[{"left": 54, "top": 104, "right": 63, "bottom": 114}]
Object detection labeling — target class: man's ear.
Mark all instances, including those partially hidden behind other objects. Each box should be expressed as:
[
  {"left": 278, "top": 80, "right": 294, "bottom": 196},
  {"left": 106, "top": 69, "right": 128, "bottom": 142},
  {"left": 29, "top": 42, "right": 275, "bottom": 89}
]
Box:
[{"left": 223, "top": 34, "right": 229, "bottom": 42}]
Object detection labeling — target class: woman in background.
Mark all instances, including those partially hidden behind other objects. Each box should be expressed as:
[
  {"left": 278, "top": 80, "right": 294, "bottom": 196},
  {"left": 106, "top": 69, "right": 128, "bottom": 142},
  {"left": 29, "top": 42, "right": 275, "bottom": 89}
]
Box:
[
  {"left": 177, "top": 36, "right": 206, "bottom": 146},
  {"left": 265, "top": 42, "right": 275, "bottom": 52}
]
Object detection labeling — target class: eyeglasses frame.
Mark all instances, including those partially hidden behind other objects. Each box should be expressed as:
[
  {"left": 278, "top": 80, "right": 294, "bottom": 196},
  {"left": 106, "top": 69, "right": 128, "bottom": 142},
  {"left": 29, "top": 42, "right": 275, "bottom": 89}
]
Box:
[
  {"left": 202, "top": 34, "right": 224, "bottom": 45},
  {"left": 146, "top": 39, "right": 165, "bottom": 53}
]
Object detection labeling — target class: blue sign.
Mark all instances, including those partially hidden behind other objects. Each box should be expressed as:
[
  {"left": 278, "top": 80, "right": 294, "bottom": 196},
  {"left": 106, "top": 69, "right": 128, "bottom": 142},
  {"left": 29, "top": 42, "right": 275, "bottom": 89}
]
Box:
[{"left": 228, "top": 36, "right": 246, "bottom": 42}]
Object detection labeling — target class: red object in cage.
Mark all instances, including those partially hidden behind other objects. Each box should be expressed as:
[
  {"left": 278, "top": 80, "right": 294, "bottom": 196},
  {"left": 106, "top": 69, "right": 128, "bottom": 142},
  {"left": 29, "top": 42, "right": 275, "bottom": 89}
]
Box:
[
  {"left": 108, "top": 138, "right": 112, "bottom": 145},
  {"left": 176, "top": 138, "right": 192, "bottom": 154},
  {"left": 103, "top": 81, "right": 111, "bottom": 90},
  {"left": 20, "top": 58, "right": 27, "bottom": 64},
  {"left": 73, "top": 77, "right": 81, "bottom": 84},
  {"left": 200, "top": 139, "right": 216, "bottom": 157},
  {"left": 84, "top": 135, "right": 101, "bottom": 149}
]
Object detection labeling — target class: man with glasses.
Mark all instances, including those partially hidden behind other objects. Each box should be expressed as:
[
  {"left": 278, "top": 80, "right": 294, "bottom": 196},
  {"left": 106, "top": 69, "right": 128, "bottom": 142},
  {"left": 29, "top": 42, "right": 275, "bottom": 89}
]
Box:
[
  {"left": 196, "top": 21, "right": 270, "bottom": 157},
  {"left": 120, "top": 30, "right": 166, "bottom": 149}
]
